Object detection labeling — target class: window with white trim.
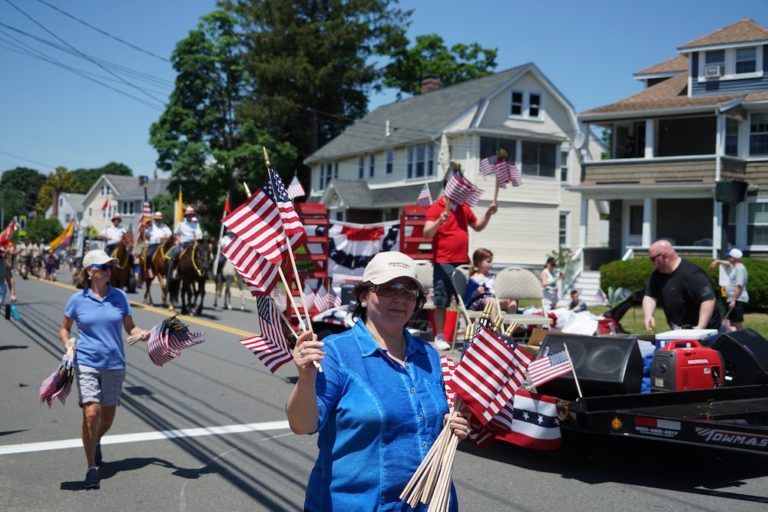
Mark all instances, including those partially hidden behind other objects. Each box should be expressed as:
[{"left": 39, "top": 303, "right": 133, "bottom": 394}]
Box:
[
  {"left": 560, "top": 150, "right": 569, "bottom": 184},
  {"left": 406, "top": 144, "right": 434, "bottom": 179},
  {"left": 369, "top": 154, "right": 375, "bottom": 178},
  {"left": 510, "top": 91, "right": 523, "bottom": 115},
  {"left": 748, "top": 202, "right": 768, "bottom": 245},
  {"left": 529, "top": 93, "right": 541, "bottom": 118},
  {"left": 318, "top": 162, "right": 337, "bottom": 190},
  {"left": 88, "top": 207, "right": 92, "bottom": 217},
  {"left": 750, "top": 113, "right": 768, "bottom": 156},
  {"left": 699, "top": 46, "right": 763, "bottom": 81},
  {"left": 522, "top": 141, "right": 556, "bottom": 177},
  {"left": 480, "top": 136, "right": 516, "bottom": 161},
  {"left": 736, "top": 47, "right": 757, "bottom": 74},
  {"left": 559, "top": 211, "right": 570, "bottom": 247},
  {"left": 386, "top": 150, "right": 393, "bottom": 174},
  {"left": 358, "top": 156, "right": 365, "bottom": 179},
  {"left": 509, "top": 89, "right": 543, "bottom": 119},
  {"left": 725, "top": 117, "right": 739, "bottom": 156}
]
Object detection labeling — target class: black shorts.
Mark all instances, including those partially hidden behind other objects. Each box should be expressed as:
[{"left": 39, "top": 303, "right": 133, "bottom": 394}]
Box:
[{"left": 729, "top": 301, "right": 746, "bottom": 323}]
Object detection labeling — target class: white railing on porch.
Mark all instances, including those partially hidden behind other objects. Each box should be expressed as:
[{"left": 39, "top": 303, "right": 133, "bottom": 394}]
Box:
[{"left": 562, "top": 247, "right": 584, "bottom": 297}]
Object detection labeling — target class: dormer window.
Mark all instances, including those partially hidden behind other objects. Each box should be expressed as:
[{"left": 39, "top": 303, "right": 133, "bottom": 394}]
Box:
[
  {"left": 509, "top": 89, "right": 543, "bottom": 120},
  {"left": 698, "top": 46, "right": 762, "bottom": 81},
  {"left": 736, "top": 47, "right": 757, "bottom": 74}
]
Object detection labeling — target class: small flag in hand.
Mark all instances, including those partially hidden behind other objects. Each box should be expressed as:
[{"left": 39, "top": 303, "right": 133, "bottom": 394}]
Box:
[
  {"left": 222, "top": 235, "right": 279, "bottom": 295},
  {"left": 240, "top": 296, "right": 292, "bottom": 373},
  {"left": 222, "top": 189, "right": 286, "bottom": 264},
  {"left": 494, "top": 389, "right": 562, "bottom": 450},
  {"left": 479, "top": 155, "right": 497, "bottom": 176},
  {"left": 263, "top": 168, "right": 306, "bottom": 249},
  {"left": 527, "top": 350, "right": 574, "bottom": 388},
  {"left": 440, "top": 355, "right": 457, "bottom": 410},
  {"left": 287, "top": 175, "right": 306, "bottom": 200},
  {"left": 416, "top": 184, "right": 433, "bottom": 206},
  {"left": 444, "top": 171, "right": 483, "bottom": 206}
]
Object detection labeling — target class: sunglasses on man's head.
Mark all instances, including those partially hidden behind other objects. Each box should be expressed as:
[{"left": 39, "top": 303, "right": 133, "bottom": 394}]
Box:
[
  {"left": 371, "top": 282, "right": 420, "bottom": 300},
  {"left": 90, "top": 263, "right": 114, "bottom": 271}
]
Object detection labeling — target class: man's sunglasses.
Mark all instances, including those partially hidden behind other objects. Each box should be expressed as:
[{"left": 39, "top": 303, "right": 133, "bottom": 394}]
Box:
[
  {"left": 371, "top": 282, "right": 420, "bottom": 300},
  {"left": 649, "top": 254, "right": 662, "bottom": 262},
  {"left": 90, "top": 263, "right": 114, "bottom": 271}
]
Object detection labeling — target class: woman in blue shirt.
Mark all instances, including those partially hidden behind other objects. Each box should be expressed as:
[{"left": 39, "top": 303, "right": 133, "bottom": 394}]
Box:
[
  {"left": 287, "top": 251, "right": 470, "bottom": 511},
  {"left": 59, "top": 249, "right": 150, "bottom": 490}
]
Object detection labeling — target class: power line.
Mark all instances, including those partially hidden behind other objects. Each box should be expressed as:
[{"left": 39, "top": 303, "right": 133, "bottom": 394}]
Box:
[
  {"left": 35, "top": 0, "right": 169, "bottom": 63},
  {"left": 0, "top": 149, "right": 56, "bottom": 169},
  {"left": 4, "top": 0, "right": 166, "bottom": 105}
]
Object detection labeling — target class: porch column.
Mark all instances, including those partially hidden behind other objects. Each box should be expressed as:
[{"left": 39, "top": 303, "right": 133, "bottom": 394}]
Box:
[
  {"left": 644, "top": 119, "right": 655, "bottom": 158},
  {"left": 713, "top": 201, "right": 722, "bottom": 258},
  {"left": 642, "top": 197, "right": 652, "bottom": 247},
  {"left": 579, "top": 195, "right": 588, "bottom": 248}
]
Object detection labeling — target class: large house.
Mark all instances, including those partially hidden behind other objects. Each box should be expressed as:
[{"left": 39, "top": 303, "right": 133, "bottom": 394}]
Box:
[
  {"left": 81, "top": 174, "right": 170, "bottom": 233},
  {"left": 304, "top": 64, "right": 605, "bottom": 267},
  {"left": 577, "top": 19, "right": 768, "bottom": 259},
  {"left": 45, "top": 192, "right": 85, "bottom": 227}
]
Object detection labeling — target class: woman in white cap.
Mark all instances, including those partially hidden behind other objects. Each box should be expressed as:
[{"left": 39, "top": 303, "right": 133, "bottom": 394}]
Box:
[
  {"left": 58, "top": 249, "right": 150, "bottom": 489},
  {"left": 286, "top": 251, "right": 470, "bottom": 511}
]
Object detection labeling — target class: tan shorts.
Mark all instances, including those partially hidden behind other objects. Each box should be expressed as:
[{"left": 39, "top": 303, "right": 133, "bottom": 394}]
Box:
[{"left": 76, "top": 365, "right": 126, "bottom": 407}]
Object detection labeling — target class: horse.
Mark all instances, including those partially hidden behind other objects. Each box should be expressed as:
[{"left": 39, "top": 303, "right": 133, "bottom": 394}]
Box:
[
  {"left": 169, "top": 239, "right": 210, "bottom": 316},
  {"left": 214, "top": 259, "right": 245, "bottom": 311},
  {"left": 109, "top": 231, "right": 136, "bottom": 293},
  {"left": 139, "top": 237, "right": 174, "bottom": 306}
]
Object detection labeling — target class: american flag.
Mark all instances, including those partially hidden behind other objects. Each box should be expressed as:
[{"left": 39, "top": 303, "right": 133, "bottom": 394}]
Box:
[
  {"left": 239, "top": 297, "right": 292, "bottom": 373},
  {"left": 495, "top": 159, "right": 522, "bottom": 188},
  {"left": 416, "top": 184, "right": 433, "bottom": 206},
  {"left": 221, "top": 235, "right": 279, "bottom": 295},
  {"left": 440, "top": 355, "right": 457, "bottom": 410},
  {"left": 467, "top": 414, "right": 496, "bottom": 449},
  {"left": 495, "top": 389, "right": 562, "bottom": 450},
  {"left": 527, "top": 350, "right": 574, "bottom": 388},
  {"left": 479, "top": 155, "right": 497, "bottom": 176},
  {"left": 287, "top": 175, "right": 306, "bottom": 200},
  {"left": 136, "top": 186, "right": 152, "bottom": 238},
  {"left": 263, "top": 168, "right": 306, "bottom": 249},
  {"left": 449, "top": 326, "right": 529, "bottom": 425},
  {"left": 444, "top": 171, "right": 483, "bottom": 206},
  {"left": 222, "top": 189, "right": 286, "bottom": 264}
]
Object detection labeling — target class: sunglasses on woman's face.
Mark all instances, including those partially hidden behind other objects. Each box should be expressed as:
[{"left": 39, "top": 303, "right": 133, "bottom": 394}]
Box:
[
  {"left": 371, "top": 282, "right": 420, "bottom": 300},
  {"left": 91, "top": 263, "right": 114, "bottom": 271}
]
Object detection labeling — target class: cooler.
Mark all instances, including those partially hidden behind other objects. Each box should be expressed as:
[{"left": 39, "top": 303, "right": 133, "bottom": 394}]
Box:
[{"left": 654, "top": 329, "right": 718, "bottom": 350}]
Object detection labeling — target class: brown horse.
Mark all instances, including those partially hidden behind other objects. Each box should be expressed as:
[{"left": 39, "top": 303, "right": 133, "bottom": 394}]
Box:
[
  {"left": 169, "top": 240, "right": 210, "bottom": 316},
  {"left": 140, "top": 237, "right": 174, "bottom": 306},
  {"left": 109, "top": 231, "right": 136, "bottom": 292}
]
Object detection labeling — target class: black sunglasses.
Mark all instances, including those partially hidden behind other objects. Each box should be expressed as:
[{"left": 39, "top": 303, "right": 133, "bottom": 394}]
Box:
[{"left": 91, "top": 263, "right": 114, "bottom": 271}]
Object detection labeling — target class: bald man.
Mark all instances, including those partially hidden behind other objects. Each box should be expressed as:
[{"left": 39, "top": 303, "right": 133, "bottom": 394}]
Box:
[{"left": 643, "top": 240, "right": 722, "bottom": 331}]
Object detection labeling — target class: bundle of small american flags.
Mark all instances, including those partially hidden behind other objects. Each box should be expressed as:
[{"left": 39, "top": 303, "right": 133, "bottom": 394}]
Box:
[
  {"left": 130, "top": 316, "right": 205, "bottom": 367},
  {"left": 39, "top": 352, "right": 75, "bottom": 407},
  {"left": 444, "top": 170, "right": 483, "bottom": 206},
  {"left": 479, "top": 149, "right": 522, "bottom": 189}
]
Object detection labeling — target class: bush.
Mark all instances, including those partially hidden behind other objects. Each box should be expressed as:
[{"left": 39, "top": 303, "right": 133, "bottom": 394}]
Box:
[{"left": 600, "top": 257, "right": 768, "bottom": 310}]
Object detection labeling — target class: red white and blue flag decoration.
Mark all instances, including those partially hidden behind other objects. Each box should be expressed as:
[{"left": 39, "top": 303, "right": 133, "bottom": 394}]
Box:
[
  {"left": 221, "top": 235, "right": 279, "bottom": 295},
  {"left": 240, "top": 297, "right": 292, "bottom": 373},
  {"left": 480, "top": 155, "right": 522, "bottom": 188},
  {"left": 263, "top": 167, "right": 306, "bottom": 249},
  {"left": 222, "top": 189, "right": 286, "bottom": 264},
  {"left": 527, "top": 349, "right": 574, "bottom": 388},
  {"left": 495, "top": 389, "right": 562, "bottom": 450},
  {"left": 416, "top": 184, "right": 433, "bottom": 206},
  {"left": 440, "top": 355, "right": 457, "bottom": 411},
  {"left": 444, "top": 171, "right": 483, "bottom": 206},
  {"left": 287, "top": 175, "right": 306, "bottom": 200},
  {"left": 479, "top": 155, "right": 497, "bottom": 176},
  {"left": 0, "top": 218, "right": 17, "bottom": 247},
  {"left": 136, "top": 186, "right": 152, "bottom": 238},
  {"left": 39, "top": 353, "right": 74, "bottom": 407},
  {"left": 449, "top": 326, "right": 529, "bottom": 424},
  {"left": 143, "top": 317, "right": 205, "bottom": 367}
]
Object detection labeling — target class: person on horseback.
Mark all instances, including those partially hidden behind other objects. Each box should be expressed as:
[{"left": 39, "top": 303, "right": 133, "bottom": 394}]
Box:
[
  {"left": 101, "top": 213, "right": 127, "bottom": 256},
  {"left": 167, "top": 206, "right": 202, "bottom": 281},
  {"left": 144, "top": 211, "right": 171, "bottom": 279}
]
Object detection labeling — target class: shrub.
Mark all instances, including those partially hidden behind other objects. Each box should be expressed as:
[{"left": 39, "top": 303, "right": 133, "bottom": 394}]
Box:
[{"left": 600, "top": 257, "right": 768, "bottom": 310}]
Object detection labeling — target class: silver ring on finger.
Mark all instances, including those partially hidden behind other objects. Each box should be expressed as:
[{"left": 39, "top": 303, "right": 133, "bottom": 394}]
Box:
[{"left": 300, "top": 348, "right": 306, "bottom": 357}]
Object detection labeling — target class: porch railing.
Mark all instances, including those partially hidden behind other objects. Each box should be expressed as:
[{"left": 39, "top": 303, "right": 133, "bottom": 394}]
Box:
[{"left": 562, "top": 248, "right": 584, "bottom": 298}]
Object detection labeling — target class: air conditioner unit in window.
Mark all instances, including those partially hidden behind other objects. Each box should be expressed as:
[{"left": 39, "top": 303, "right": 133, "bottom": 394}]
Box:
[{"left": 704, "top": 64, "right": 723, "bottom": 78}]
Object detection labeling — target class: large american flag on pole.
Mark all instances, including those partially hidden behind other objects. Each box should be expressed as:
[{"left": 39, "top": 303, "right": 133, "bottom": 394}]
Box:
[
  {"left": 239, "top": 297, "right": 292, "bottom": 373},
  {"left": 444, "top": 171, "right": 483, "bottom": 206},
  {"left": 449, "top": 326, "right": 529, "bottom": 424},
  {"left": 263, "top": 167, "right": 306, "bottom": 249},
  {"left": 527, "top": 350, "right": 574, "bottom": 388},
  {"left": 222, "top": 189, "right": 286, "bottom": 264},
  {"left": 221, "top": 235, "right": 279, "bottom": 295},
  {"left": 287, "top": 175, "right": 306, "bottom": 200}
]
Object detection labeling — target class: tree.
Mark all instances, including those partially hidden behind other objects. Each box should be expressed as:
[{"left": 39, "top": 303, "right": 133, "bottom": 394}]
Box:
[
  {"left": 71, "top": 162, "right": 133, "bottom": 195},
  {"left": 36, "top": 166, "right": 81, "bottom": 215},
  {"left": 224, "top": 0, "right": 410, "bottom": 160},
  {"left": 149, "top": 193, "right": 174, "bottom": 228},
  {"left": 382, "top": 34, "right": 497, "bottom": 98},
  {"left": 150, "top": 10, "right": 294, "bottom": 233},
  {"left": 26, "top": 215, "right": 63, "bottom": 243},
  {"left": 0, "top": 167, "right": 46, "bottom": 219}
]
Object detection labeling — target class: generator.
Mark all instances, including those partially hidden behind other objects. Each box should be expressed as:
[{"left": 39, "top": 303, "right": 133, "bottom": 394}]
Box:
[{"left": 650, "top": 340, "right": 723, "bottom": 392}]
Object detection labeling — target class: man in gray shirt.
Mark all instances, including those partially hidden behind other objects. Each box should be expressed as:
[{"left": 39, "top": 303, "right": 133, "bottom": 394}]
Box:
[{"left": 710, "top": 248, "right": 749, "bottom": 331}]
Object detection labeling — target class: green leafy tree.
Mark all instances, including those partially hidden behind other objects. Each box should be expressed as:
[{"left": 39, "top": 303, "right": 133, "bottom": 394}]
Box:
[
  {"left": 71, "top": 162, "right": 133, "bottom": 194},
  {"left": 224, "top": 0, "right": 410, "bottom": 159},
  {"left": 0, "top": 167, "right": 47, "bottom": 218},
  {"left": 35, "top": 166, "right": 81, "bottom": 215},
  {"left": 149, "top": 193, "right": 174, "bottom": 227},
  {"left": 26, "top": 215, "right": 63, "bottom": 243},
  {"left": 383, "top": 34, "right": 497, "bottom": 98},
  {"left": 150, "top": 10, "right": 293, "bottom": 233}
]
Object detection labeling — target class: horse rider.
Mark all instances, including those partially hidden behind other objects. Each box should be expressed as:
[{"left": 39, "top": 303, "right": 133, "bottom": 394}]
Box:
[
  {"left": 101, "top": 213, "right": 127, "bottom": 256},
  {"left": 144, "top": 211, "right": 172, "bottom": 278},
  {"left": 167, "top": 206, "right": 203, "bottom": 280},
  {"left": 217, "top": 229, "right": 233, "bottom": 277}
]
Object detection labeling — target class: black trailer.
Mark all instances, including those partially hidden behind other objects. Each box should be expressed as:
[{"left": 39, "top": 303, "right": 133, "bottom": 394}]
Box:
[{"left": 560, "top": 385, "right": 768, "bottom": 455}]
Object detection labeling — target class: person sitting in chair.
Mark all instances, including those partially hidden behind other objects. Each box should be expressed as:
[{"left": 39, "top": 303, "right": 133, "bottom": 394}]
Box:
[
  {"left": 144, "top": 211, "right": 172, "bottom": 279},
  {"left": 101, "top": 213, "right": 126, "bottom": 256},
  {"left": 167, "top": 206, "right": 202, "bottom": 280}
]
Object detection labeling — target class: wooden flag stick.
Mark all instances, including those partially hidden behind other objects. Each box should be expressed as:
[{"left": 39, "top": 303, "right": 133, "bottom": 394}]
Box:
[
  {"left": 274, "top": 298, "right": 300, "bottom": 340},
  {"left": 563, "top": 342, "right": 582, "bottom": 398},
  {"left": 493, "top": 183, "right": 500, "bottom": 203}
]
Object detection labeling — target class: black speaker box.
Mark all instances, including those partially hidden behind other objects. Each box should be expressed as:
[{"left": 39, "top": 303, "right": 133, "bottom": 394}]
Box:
[
  {"left": 710, "top": 329, "right": 768, "bottom": 386},
  {"left": 715, "top": 180, "right": 748, "bottom": 204},
  {"left": 535, "top": 333, "right": 644, "bottom": 399}
]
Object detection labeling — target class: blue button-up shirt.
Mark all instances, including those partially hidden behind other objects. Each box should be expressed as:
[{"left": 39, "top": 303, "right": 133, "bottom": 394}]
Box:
[{"left": 305, "top": 320, "right": 457, "bottom": 512}]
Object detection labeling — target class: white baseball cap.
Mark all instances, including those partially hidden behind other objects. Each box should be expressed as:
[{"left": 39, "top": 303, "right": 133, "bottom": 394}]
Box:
[
  {"left": 83, "top": 249, "right": 117, "bottom": 268},
  {"left": 728, "top": 248, "right": 743, "bottom": 259},
  {"left": 362, "top": 251, "right": 423, "bottom": 290}
]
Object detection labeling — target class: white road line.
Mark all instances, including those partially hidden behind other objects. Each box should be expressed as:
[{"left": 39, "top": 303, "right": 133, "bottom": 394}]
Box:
[{"left": 0, "top": 420, "right": 290, "bottom": 456}]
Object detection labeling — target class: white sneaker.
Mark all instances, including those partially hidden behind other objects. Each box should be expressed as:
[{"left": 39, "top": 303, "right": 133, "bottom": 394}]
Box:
[{"left": 434, "top": 338, "right": 451, "bottom": 351}]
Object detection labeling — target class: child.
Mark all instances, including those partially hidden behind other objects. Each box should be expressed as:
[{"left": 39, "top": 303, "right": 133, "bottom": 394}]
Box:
[
  {"left": 568, "top": 289, "right": 587, "bottom": 312},
  {"left": 464, "top": 248, "right": 517, "bottom": 313}
]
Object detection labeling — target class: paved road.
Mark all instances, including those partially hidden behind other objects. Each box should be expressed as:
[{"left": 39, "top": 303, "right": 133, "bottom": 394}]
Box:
[{"left": 1, "top": 277, "right": 768, "bottom": 511}]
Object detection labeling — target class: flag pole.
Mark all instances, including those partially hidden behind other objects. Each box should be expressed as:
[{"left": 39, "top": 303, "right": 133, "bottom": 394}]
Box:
[
  {"left": 263, "top": 147, "right": 313, "bottom": 331},
  {"left": 563, "top": 342, "right": 583, "bottom": 398}
]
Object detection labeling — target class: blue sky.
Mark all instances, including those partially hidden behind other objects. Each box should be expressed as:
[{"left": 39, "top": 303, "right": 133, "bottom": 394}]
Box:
[{"left": 1, "top": 0, "right": 766, "bottom": 176}]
